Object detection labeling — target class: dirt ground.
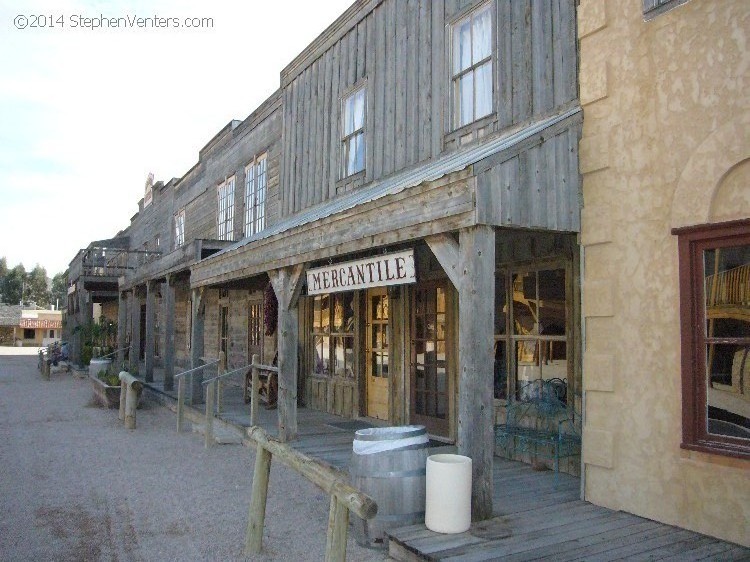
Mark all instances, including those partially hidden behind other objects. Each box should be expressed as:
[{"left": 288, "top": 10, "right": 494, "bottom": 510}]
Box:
[{"left": 0, "top": 348, "right": 387, "bottom": 561}]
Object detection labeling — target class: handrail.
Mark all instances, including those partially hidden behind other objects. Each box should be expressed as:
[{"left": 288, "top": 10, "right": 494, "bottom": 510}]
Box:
[
  {"left": 174, "top": 359, "right": 219, "bottom": 379},
  {"left": 244, "top": 426, "right": 377, "bottom": 561},
  {"left": 201, "top": 361, "right": 277, "bottom": 386},
  {"left": 97, "top": 346, "right": 130, "bottom": 360},
  {"left": 175, "top": 358, "right": 220, "bottom": 433}
]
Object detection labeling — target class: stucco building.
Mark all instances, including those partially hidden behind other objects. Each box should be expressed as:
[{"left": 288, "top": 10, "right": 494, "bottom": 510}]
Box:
[{"left": 578, "top": 0, "right": 749, "bottom": 546}]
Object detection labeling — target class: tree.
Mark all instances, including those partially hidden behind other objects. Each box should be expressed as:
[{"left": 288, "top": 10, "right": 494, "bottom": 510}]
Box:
[
  {"left": 0, "top": 257, "right": 7, "bottom": 303},
  {"left": 50, "top": 272, "right": 67, "bottom": 310},
  {"left": 26, "top": 265, "right": 50, "bottom": 307},
  {"left": 2, "top": 265, "right": 26, "bottom": 304}
]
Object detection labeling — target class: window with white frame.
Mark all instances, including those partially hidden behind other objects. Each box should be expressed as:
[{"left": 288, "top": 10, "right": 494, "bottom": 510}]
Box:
[
  {"left": 174, "top": 209, "right": 185, "bottom": 249},
  {"left": 451, "top": 3, "right": 493, "bottom": 129},
  {"left": 244, "top": 154, "right": 267, "bottom": 236},
  {"left": 217, "top": 176, "right": 235, "bottom": 241},
  {"left": 341, "top": 87, "right": 365, "bottom": 177}
]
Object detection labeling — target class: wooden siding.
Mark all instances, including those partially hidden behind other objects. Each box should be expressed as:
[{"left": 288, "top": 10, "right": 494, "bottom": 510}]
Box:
[
  {"left": 281, "top": 0, "right": 578, "bottom": 217},
  {"left": 475, "top": 120, "right": 582, "bottom": 231}
]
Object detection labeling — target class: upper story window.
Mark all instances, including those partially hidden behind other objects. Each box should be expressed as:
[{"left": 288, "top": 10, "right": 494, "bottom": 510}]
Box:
[
  {"left": 451, "top": 3, "right": 493, "bottom": 129},
  {"left": 244, "top": 154, "right": 267, "bottom": 237},
  {"left": 217, "top": 176, "right": 235, "bottom": 241},
  {"left": 341, "top": 86, "right": 365, "bottom": 177},
  {"left": 174, "top": 209, "right": 185, "bottom": 249},
  {"left": 674, "top": 220, "right": 750, "bottom": 459}
]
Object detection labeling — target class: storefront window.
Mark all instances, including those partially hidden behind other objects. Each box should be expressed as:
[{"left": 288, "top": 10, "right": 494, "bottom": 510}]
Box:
[
  {"left": 494, "top": 267, "right": 569, "bottom": 400},
  {"left": 312, "top": 292, "right": 355, "bottom": 378}
]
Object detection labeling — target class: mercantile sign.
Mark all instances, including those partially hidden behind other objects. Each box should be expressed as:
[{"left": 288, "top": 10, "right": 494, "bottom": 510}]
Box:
[
  {"left": 20, "top": 319, "right": 62, "bottom": 329},
  {"left": 306, "top": 249, "right": 416, "bottom": 295}
]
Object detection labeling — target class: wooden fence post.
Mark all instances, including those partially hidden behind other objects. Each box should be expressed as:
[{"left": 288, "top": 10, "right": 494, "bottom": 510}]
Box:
[
  {"left": 205, "top": 380, "right": 215, "bottom": 448},
  {"left": 119, "top": 379, "right": 127, "bottom": 421},
  {"left": 250, "top": 354, "right": 260, "bottom": 426},
  {"left": 176, "top": 376, "right": 185, "bottom": 432},
  {"left": 244, "top": 445, "right": 272, "bottom": 555},
  {"left": 325, "top": 496, "right": 350, "bottom": 562}
]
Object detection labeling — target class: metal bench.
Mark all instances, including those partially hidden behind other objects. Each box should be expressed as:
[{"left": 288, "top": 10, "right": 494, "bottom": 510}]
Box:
[{"left": 495, "top": 378, "right": 581, "bottom": 476}]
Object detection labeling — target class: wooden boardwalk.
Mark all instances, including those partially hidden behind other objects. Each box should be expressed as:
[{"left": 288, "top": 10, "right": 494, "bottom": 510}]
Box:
[
  {"left": 140, "top": 370, "right": 749, "bottom": 561},
  {"left": 387, "top": 460, "right": 749, "bottom": 561}
]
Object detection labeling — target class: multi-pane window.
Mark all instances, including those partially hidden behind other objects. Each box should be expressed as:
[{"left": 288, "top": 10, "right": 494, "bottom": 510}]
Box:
[
  {"left": 675, "top": 220, "right": 750, "bottom": 458},
  {"left": 217, "top": 176, "right": 235, "bottom": 241},
  {"left": 248, "top": 301, "right": 262, "bottom": 348},
  {"left": 451, "top": 3, "right": 493, "bottom": 128},
  {"left": 342, "top": 87, "right": 365, "bottom": 177},
  {"left": 312, "top": 293, "right": 355, "bottom": 378},
  {"left": 244, "top": 155, "right": 267, "bottom": 236},
  {"left": 174, "top": 209, "right": 185, "bottom": 249},
  {"left": 494, "top": 268, "right": 569, "bottom": 400}
]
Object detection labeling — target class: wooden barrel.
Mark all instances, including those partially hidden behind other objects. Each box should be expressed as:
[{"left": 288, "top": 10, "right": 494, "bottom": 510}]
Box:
[{"left": 350, "top": 426, "right": 429, "bottom": 547}]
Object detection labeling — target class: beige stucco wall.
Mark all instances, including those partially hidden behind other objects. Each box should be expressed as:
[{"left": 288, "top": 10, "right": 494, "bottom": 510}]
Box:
[{"left": 578, "top": 0, "right": 749, "bottom": 547}]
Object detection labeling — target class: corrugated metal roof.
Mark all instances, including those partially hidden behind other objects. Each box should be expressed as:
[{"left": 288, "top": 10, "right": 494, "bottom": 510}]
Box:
[{"left": 210, "top": 106, "right": 581, "bottom": 263}]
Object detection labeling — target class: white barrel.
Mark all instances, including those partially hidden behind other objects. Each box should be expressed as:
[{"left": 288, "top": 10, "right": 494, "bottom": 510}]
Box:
[
  {"left": 89, "top": 358, "right": 113, "bottom": 379},
  {"left": 425, "top": 454, "right": 472, "bottom": 534}
]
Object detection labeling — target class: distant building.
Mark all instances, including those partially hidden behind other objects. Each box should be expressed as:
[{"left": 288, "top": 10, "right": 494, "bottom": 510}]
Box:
[{"left": 0, "top": 304, "right": 62, "bottom": 347}]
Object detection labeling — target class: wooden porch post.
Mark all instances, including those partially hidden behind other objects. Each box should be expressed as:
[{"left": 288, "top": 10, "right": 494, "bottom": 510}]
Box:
[
  {"left": 117, "top": 290, "right": 127, "bottom": 367},
  {"left": 190, "top": 287, "right": 205, "bottom": 405},
  {"left": 268, "top": 264, "right": 306, "bottom": 442},
  {"left": 144, "top": 280, "right": 156, "bottom": 383},
  {"left": 427, "top": 226, "right": 496, "bottom": 521},
  {"left": 130, "top": 288, "right": 142, "bottom": 374},
  {"left": 163, "top": 276, "right": 175, "bottom": 391}
]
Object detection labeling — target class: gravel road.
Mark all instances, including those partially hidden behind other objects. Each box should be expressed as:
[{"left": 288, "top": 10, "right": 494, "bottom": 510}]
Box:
[{"left": 0, "top": 349, "right": 387, "bottom": 561}]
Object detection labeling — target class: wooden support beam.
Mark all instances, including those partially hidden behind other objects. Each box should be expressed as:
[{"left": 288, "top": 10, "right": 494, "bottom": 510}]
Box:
[
  {"left": 176, "top": 376, "right": 185, "bottom": 432},
  {"left": 457, "top": 225, "right": 495, "bottom": 521},
  {"left": 190, "top": 287, "right": 205, "bottom": 405},
  {"left": 117, "top": 291, "right": 127, "bottom": 367},
  {"left": 130, "top": 290, "right": 141, "bottom": 374},
  {"left": 205, "top": 380, "right": 215, "bottom": 448},
  {"left": 250, "top": 354, "right": 260, "bottom": 426},
  {"left": 268, "top": 265, "right": 306, "bottom": 442},
  {"left": 426, "top": 233, "right": 461, "bottom": 289},
  {"left": 144, "top": 280, "right": 156, "bottom": 383},
  {"left": 163, "top": 277, "right": 175, "bottom": 391}
]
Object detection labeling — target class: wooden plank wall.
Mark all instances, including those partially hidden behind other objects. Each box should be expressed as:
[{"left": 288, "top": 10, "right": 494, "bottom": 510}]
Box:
[
  {"left": 281, "top": 0, "right": 577, "bottom": 217},
  {"left": 475, "top": 124, "right": 582, "bottom": 231}
]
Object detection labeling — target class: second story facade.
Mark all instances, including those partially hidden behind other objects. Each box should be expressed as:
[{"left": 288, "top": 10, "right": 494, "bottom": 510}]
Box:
[{"left": 279, "top": 0, "right": 578, "bottom": 215}]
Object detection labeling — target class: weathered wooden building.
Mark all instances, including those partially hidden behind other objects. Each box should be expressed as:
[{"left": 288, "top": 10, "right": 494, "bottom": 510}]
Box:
[{"left": 188, "top": 0, "right": 581, "bottom": 519}]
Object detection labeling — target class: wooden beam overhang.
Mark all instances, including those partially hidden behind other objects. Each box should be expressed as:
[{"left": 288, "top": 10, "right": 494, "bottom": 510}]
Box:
[{"left": 190, "top": 168, "right": 476, "bottom": 289}]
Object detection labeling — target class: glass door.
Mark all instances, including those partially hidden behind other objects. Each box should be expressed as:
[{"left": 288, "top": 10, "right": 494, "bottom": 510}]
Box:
[
  {"left": 366, "top": 288, "right": 389, "bottom": 420},
  {"left": 411, "top": 282, "right": 450, "bottom": 436}
]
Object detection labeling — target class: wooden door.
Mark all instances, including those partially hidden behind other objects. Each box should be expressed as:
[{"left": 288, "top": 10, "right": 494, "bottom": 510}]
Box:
[
  {"left": 411, "top": 282, "right": 450, "bottom": 436},
  {"left": 366, "top": 288, "right": 389, "bottom": 420}
]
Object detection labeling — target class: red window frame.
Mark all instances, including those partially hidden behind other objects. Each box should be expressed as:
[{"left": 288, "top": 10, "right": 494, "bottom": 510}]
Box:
[{"left": 674, "top": 219, "right": 750, "bottom": 459}]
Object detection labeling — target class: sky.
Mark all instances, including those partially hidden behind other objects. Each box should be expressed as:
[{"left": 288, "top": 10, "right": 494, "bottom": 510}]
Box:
[{"left": 0, "top": 0, "right": 354, "bottom": 276}]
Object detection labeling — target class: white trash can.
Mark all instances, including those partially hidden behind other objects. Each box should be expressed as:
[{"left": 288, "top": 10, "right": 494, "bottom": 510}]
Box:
[{"left": 425, "top": 454, "right": 472, "bottom": 534}]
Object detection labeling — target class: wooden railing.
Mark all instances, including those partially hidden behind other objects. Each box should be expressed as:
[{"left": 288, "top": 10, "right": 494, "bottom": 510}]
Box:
[
  {"left": 174, "top": 358, "right": 220, "bottom": 433},
  {"left": 244, "top": 426, "right": 377, "bottom": 561}
]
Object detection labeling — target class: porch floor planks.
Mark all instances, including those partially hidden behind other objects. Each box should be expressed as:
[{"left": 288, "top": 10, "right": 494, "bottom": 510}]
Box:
[
  {"left": 435, "top": 512, "right": 638, "bottom": 561},
  {"left": 139, "top": 372, "right": 749, "bottom": 562}
]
